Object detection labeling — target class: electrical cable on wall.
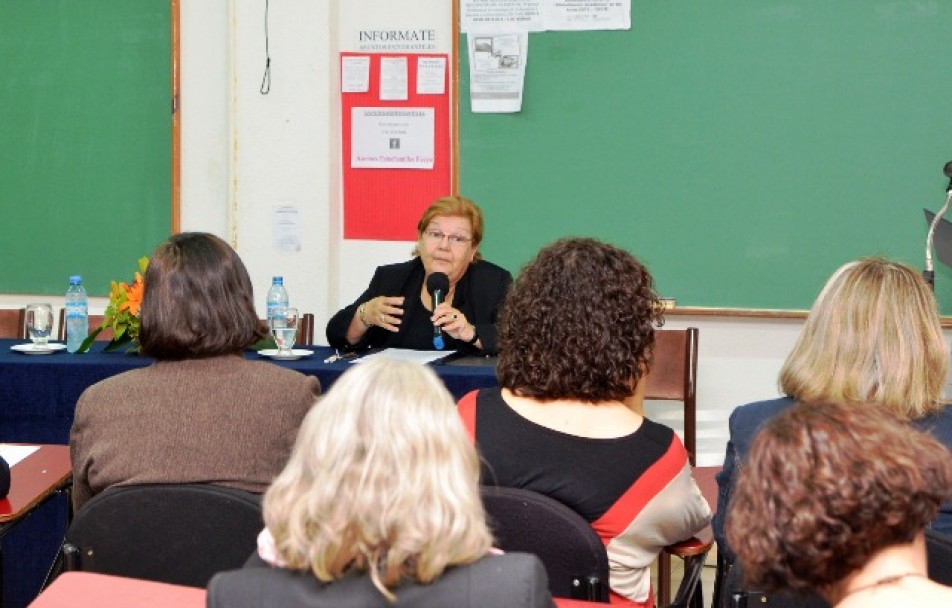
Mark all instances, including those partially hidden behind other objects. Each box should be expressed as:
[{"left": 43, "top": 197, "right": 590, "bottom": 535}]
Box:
[{"left": 259, "top": 0, "right": 271, "bottom": 94}]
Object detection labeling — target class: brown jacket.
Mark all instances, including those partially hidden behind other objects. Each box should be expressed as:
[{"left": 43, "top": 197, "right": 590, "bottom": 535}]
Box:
[{"left": 69, "top": 355, "right": 320, "bottom": 512}]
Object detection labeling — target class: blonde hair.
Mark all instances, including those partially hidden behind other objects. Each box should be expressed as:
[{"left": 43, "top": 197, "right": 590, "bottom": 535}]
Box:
[
  {"left": 780, "top": 257, "right": 949, "bottom": 419},
  {"left": 262, "top": 358, "right": 493, "bottom": 600},
  {"left": 411, "top": 195, "right": 484, "bottom": 261}
]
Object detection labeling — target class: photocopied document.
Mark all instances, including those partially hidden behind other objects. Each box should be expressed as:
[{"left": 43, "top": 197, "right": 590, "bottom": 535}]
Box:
[
  {"left": 341, "top": 55, "right": 371, "bottom": 93},
  {"left": 416, "top": 57, "right": 447, "bottom": 95},
  {"left": 467, "top": 31, "right": 528, "bottom": 113},
  {"left": 379, "top": 56, "right": 409, "bottom": 101},
  {"left": 460, "top": 0, "right": 544, "bottom": 33}
]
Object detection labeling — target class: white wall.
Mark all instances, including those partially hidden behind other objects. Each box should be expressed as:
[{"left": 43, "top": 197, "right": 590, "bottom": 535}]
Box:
[{"left": 4, "top": 1, "right": 945, "bottom": 467}]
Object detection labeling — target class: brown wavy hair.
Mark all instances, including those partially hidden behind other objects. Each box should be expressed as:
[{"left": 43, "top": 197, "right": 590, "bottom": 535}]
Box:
[
  {"left": 727, "top": 400, "right": 952, "bottom": 593},
  {"left": 140, "top": 232, "right": 265, "bottom": 359},
  {"left": 496, "top": 237, "right": 663, "bottom": 401}
]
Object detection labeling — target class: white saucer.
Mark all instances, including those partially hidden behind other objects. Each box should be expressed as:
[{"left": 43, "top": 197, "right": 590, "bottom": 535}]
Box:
[
  {"left": 258, "top": 348, "right": 314, "bottom": 361},
  {"left": 11, "top": 343, "right": 68, "bottom": 355}
]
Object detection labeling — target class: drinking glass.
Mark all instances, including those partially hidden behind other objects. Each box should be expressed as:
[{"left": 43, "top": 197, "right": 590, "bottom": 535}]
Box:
[
  {"left": 25, "top": 303, "right": 54, "bottom": 347},
  {"left": 269, "top": 307, "right": 299, "bottom": 356}
]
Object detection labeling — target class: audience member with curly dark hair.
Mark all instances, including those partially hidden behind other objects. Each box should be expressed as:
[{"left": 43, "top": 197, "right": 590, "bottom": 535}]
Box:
[
  {"left": 458, "top": 238, "right": 710, "bottom": 607},
  {"left": 728, "top": 400, "right": 952, "bottom": 607}
]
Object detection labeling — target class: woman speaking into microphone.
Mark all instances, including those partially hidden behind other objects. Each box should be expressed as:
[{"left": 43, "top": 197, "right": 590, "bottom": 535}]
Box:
[{"left": 326, "top": 196, "right": 512, "bottom": 354}]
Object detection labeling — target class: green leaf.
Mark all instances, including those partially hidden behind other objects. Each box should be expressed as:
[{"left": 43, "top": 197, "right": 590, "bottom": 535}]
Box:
[{"left": 76, "top": 327, "right": 103, "bottom": 354}]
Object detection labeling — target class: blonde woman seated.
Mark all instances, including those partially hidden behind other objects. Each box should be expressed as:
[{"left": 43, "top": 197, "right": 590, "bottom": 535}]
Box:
[
  {"left": 728, "top": 401, "right": 952, "bottom": 607},
  {"left": 714, "top": 258, "right": 952, "bottom": 566},
  {"left": 208, "top": 358, "right": 554, "bottom": 608}
]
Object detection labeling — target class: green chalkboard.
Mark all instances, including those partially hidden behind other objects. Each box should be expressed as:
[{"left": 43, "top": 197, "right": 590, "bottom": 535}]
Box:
[
  {"left": 460, "top": 2, "right": 952, "bottom": 312},
  {"left": 0, "top": 1, "right": 171, "bottom": 296}
]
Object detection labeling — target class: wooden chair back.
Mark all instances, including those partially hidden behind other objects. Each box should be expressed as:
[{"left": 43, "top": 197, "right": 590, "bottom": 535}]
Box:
[
  {"left": 644, "top": 327, "right": 699, "bottom": 465},
  {"left": 643, "top": 327, "right": 700, "bottom": 608},
  {"left": 0, "top": 308, "right": 27, "bottom": 339}
]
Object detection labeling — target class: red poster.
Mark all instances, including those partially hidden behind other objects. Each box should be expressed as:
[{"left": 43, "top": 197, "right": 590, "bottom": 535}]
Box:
[{"left": 340, "top": 52, "right": 452, "bottom": 241}]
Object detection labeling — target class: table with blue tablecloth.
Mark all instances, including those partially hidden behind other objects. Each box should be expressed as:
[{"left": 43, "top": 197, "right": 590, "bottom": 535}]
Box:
[{"left": 0, "top": 338, "right": 498, "bottom": 607}]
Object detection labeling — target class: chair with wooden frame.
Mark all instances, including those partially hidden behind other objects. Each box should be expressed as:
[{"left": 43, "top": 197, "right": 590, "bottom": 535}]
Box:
[
  {"left": 0, "top": 308, "right": 27, "bottom": 339},
  {"left": 481, "top": 485, "right": 712, "bottom": 607},
  {"left": 644, "top": 327, "right": 700, "bottom": 607}
]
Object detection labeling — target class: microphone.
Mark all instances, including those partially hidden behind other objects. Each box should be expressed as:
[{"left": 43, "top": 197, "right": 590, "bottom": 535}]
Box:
[
  {"left": 924, "top": 161, "right": 952, "bottom": 290},
  {"left": 426, "top": 272, "right": 450, "bottom": 349}
]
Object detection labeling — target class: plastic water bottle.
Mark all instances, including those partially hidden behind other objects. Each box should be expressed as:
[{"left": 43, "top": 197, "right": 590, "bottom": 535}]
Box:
[
  {"left": 266, "top": 276, "right": 289, "bottom": 324},
  {"left": 65, "top": 275, "right": 89, "bottom": 353}
]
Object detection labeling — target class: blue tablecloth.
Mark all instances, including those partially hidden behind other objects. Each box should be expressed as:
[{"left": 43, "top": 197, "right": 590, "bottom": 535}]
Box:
[
  {"left": 0, "top": 339, "right": 498, "bottom": 445},
  {"left": 0, "top": 338, "right": 498, "bottom": 607}
]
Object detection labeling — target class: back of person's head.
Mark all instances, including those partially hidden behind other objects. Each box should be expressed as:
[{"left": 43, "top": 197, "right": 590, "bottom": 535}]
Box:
[
  {"left": 413, "top": 195, "right": 484, "bottom": 260},
  {"left": 780, "top": 257, "right": 948, "bottom": 419},
  {"left": 496, "top": 237, "right": 663, "bottom": 402},
  {"left": 727, "top": 400, "right": 952, "bottom": 593},
  {"left": 263, "top": 358, "right": 493, "bottom": 600},
  {"left": 139, "top": 232, "right": 264, "bottom": 359}
]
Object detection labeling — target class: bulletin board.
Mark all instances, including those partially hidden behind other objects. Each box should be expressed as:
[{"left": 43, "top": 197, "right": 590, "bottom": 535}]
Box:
[{"left": 340, "top": 52, "right": 452, "bottom": 241}]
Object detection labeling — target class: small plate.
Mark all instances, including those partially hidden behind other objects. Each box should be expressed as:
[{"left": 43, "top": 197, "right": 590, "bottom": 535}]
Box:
[
  {"left": 258, "top": 348, "right": 314, "bottom": 361},
  {"left": 11, "top": 343, "right": 67, "bottom": 355}
]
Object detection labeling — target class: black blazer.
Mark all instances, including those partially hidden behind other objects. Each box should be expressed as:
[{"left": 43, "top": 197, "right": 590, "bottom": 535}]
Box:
[
  {"left": 325, "top": 258, "right": 512, "bottom": 355},
  {"left": 206, "top": 553, "right": 554, "bottom": 608}
]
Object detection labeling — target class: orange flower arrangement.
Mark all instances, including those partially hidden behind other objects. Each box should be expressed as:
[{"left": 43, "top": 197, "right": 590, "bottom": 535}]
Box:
[{"left": 77, "top": 257, "right": 149, "bottom": 353}]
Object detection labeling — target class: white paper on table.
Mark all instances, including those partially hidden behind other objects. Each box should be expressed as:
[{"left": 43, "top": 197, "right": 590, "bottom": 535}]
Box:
[
  {"left": 460, "top": 0, "right": 544, "bottom": 33},
  {"left": 351, "top": 107, "right": 435, "bottom": 169},
  {"left": 416, "top": 57, "right": 447, "bottom": 95},
  {"left": 350, "top": 348, "right": 450, "bottom": 365},
  {"left": 542, "top": 0, "right": 631, "bottom": 31},
  {"left": 379, "top": 56, "right": 409, "bottom": 101},
  {"left": 0, "top": 444, "right": 39, "bottom": 467},
  {"left": 341, "top": 55, "right": 371, "bottom": 93},
  {"left": 467, "top": 31, "right": 529, "bottom": 113}
]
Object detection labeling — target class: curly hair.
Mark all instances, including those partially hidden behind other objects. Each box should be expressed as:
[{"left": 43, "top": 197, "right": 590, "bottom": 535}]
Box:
[
  {"left": 780, "top": 257, "right": 948, "bottom": 419},
  {"left": 496, "top": 237, "right": 663, "bottom": 401},
  {"left": 727, "top": 400, "right": 952, "bottom": 593},
  {"left": 263, "top": 358, "right": 493, "bottom": 601},
  {"left": 140, "top": 232, "right": 264, "bottom": 359}
]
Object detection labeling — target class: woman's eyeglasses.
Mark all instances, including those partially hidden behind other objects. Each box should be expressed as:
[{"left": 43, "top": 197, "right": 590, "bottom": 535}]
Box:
[{"left": 423, "top": 230, "right": 472, "bottom": 246}]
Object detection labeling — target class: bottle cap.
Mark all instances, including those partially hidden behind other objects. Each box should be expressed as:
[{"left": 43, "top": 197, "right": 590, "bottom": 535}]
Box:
[
  {"left": 69, "top": 275, "right": 82, "bottom": 284},
  {"left": 273, "top": 276, "right": 284, "bottom": 285}
]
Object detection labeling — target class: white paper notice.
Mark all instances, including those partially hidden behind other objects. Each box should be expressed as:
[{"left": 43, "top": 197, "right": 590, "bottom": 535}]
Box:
[
  {"left": 460, "top": 0, "right": 544, "bottom": 33},
  {"left": 542, "top": 0, "right": 631, "bottom": 31},
  {"left": 351, "top": 348, "right": 449, "bottom": 365},
  {"left": 416, "top": 57, "right": 446, "bottom": 95},
  {"left": 468, "top": 32, "right": 528, "bottom": 113},
  {"left": 379, "top": 56, "right": 409, "bottom": 100},
  {"left": 341, "top": 55, "right": 371, "bottom": 93},
  {"left": 351, "top": 107, "right": 435, "bottom": 169},
  {"left": 0, "top": 444, "right": 38, "bottom": 467},
  {"left": 272, "top": 205, "right": 301, "bottom": 252}
]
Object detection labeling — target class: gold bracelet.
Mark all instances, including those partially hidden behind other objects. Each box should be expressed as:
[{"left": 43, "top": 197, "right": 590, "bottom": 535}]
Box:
[{"left": 358, "top": 303, "right": 371, "bottom": 328}]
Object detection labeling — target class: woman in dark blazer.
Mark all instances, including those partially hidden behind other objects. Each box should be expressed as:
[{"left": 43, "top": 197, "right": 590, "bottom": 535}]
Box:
[
  {"left": 207, "top": 358, "right": 553, "bottom": 608},
  {"left": 326, "top": 196, "right": 511, "bottom": 354}
]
